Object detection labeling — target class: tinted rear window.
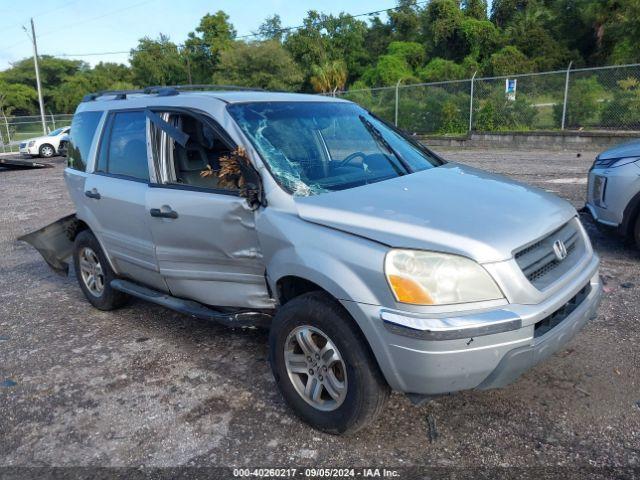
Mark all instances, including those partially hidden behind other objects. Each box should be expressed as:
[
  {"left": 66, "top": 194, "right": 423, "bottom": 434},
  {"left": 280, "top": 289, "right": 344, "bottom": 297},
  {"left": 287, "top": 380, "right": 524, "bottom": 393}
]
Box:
[
  {"left": 67, "top": 111, "right": 102, "bottom": 171},
  {"left": 101, "top": 111, "right": 149, "bottom": 181}
]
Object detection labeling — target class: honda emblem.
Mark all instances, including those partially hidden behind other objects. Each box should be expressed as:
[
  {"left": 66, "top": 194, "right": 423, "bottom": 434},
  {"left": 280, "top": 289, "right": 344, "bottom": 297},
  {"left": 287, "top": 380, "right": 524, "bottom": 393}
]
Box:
[{"left": 553, "top": 239, "right": 568, "bottom": 261}]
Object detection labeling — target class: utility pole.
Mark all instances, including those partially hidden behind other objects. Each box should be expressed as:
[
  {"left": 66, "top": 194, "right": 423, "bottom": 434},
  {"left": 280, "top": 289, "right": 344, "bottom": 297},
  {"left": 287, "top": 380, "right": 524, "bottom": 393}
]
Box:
[
  {"left": 24, "top": 18, "right": 47, "bottom": 135},
  {"left": 561, "top": 61, "right": 573, "bottom": 131}
]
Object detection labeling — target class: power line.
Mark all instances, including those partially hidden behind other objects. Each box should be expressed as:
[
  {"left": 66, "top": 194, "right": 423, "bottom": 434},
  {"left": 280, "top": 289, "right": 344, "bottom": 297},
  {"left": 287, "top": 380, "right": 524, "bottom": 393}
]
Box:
[
  {"left": 39, "top": 0, "right": 430, "bottom": 59},
  {"left": 55, "top": 50, "right": 130, "bottom": 57},
  {"left": 0, "top": 0, "right": 77, "bottom": 32},
  {"left": 0, "top": 0, "right": 158, "bottom": 55},
  {"left": 236, "top": 0, "right": 430, "bottom": 39}
]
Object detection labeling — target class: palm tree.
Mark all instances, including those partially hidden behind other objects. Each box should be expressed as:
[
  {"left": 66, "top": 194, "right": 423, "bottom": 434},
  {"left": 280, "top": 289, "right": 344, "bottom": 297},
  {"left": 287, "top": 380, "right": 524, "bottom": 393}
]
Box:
[{"left": 310, "top": 60, "right": 348, "bottom": 94}]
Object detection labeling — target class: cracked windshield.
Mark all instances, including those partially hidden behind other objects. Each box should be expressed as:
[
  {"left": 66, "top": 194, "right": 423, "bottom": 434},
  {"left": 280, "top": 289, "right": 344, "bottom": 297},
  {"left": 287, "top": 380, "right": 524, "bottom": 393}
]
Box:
[{"left": 228, "top": 102, "right": 442, "bottom": 196}]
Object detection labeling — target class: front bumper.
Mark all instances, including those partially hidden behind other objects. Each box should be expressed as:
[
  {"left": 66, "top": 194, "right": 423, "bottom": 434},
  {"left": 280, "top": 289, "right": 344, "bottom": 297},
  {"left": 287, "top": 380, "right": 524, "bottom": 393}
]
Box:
[
  {"left": 586, "top": 164, "right": 640, "bottom": 228},
  {"left": 19, "top": 146, "right": 38, "bottom": 155},
  {"left": 341, "top": 268, "right": 602, "bottom": 395}
]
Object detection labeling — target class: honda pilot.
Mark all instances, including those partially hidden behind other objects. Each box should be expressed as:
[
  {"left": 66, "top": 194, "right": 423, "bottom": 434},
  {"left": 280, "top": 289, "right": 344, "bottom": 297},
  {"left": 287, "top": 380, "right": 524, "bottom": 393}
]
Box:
[{"left": 21, "top": 86, "right": 602, "bottom": 434}]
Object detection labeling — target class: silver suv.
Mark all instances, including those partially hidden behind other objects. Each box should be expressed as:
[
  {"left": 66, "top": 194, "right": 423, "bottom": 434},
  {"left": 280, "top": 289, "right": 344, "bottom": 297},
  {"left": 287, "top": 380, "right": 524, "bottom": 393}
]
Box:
[
  {"left": 22, "top": 87, "right": 602, "bottom": 434},
  {"left": 586, "top": 139, "right": 640, "bottom": 248}
]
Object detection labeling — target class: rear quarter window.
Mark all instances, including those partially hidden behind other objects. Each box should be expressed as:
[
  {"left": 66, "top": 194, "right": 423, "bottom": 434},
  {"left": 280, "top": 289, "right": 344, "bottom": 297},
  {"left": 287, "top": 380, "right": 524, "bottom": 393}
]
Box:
[{"left": 67, "top": 111, "right": 103, "bottom": 171}]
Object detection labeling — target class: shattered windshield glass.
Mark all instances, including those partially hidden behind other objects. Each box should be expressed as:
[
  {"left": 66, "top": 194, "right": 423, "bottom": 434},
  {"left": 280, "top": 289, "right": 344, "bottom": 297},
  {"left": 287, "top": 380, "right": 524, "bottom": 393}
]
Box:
[{"left": 227, "top": 102, "right": 442, "bottom": 196}]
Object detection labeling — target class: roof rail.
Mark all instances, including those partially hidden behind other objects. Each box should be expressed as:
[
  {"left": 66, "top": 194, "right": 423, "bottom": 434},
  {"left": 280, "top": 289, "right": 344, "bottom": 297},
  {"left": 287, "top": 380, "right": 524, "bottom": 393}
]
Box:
[
  {"left": 155, "top": 84, "right": 264, "bottom": 92},
  {"left": 81, "top": 84, "right": 263, "bottom": 102}
]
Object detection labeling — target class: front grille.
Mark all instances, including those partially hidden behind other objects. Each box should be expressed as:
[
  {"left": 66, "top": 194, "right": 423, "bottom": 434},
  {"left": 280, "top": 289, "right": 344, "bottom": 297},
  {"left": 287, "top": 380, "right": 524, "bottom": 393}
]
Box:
[
  {"left": 534, "top": 283, "right": 591, "bottom": 338},
  {"left": 514, "top": 219, "right": 584, "bottom": 289}
]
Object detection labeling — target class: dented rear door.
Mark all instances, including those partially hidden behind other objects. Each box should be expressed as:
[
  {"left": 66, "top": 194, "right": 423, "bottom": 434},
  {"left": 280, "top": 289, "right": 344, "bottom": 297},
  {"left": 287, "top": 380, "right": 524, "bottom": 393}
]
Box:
[{"left": 145, "top": 186, "right": 273, "bottom": 309}]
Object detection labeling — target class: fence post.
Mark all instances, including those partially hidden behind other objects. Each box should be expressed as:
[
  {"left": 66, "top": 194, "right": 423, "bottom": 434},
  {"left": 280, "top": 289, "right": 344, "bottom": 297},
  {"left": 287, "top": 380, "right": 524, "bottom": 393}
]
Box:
[
  {"left": 1, "top": 108, "right": 11, "bottom": 146},
  {"left": 394, "top": 78, "right": 402, "bottom": 127},
  {"left": 469, "top": 70, "right": 477, "bottom": 133},
  {"left": 561, "top": 61, "right": 573, "bottom": 130}
]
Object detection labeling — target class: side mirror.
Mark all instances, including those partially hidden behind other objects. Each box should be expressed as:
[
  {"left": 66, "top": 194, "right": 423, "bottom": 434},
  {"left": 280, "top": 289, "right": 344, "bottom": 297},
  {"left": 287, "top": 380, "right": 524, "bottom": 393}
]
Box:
[{"left": 218, "top": 147, "right": 264, "bottom": 210}]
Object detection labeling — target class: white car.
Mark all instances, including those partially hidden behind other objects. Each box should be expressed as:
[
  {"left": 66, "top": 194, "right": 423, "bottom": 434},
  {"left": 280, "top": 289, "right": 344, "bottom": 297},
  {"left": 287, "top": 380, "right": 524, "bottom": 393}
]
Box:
[{"left": 19, "top": 126, "right": 70, "bottom": 158}]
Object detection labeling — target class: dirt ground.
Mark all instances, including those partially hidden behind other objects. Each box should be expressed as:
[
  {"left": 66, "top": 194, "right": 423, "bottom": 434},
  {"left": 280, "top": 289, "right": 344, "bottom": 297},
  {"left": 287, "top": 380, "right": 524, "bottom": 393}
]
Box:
[{"left": 0, "top": 148, "right": 638, "bottom": 475}]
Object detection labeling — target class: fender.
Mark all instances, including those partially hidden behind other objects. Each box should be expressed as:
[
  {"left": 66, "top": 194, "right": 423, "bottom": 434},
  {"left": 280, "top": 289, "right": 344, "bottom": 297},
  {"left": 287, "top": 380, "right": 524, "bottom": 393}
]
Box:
[
  {"left": 619, "top": 189, "right": 640, "bottom": 237},
  {"left": 267, "top": 248, "right": 381, "bottom": 305}
]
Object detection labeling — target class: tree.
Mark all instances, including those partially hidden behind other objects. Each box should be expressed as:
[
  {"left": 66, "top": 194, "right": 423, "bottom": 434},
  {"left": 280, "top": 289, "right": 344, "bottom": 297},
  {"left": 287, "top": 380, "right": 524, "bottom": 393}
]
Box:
[
  {"left": 130, "top": 34, "right": 188, "bottom": 86},
  {"left": 583, "top": 0, "right": 640, "bottom": 64},
  {"left": 553, "top": 77, "right": 604, "bottom": 128},
  {"left": 387, "top": 0, "right": 423, "bottom": 42},
  {"left": 387, "top": 41, "right": 425, "bottom": 69},
  {"left": 490, "top": 0, "right": 530, "bottom": 27},
  {"left": 362, "top": 54, "right": 416, "bottom": 87},
  {"left": 461, "top": 0, "right": 488, "bottom": 20},
  {"left": 50, "top": 62, "right": 135, "bottom": 112},
  {"left": 258, "top": 14, "right": 284, "bottom": 42},
  {"left": 212, "top": 40, "right": 303, "bottom": 91},
  {"left": 184, "top": 11, "right": 236, "bottom": 83},
  {"left": 284, "top": 11, "right": 369, "bottom": 88},
  {"left": 504, "top": 3, "right": 573, "bottom": 70},
  {"left": 419, "top": 58, "right": 466, "bottom": 82},
  {"left": 0, "top": 79, "right": 37, "bottom": 115},
  {"left": 484, "top": 46, "right": 533, "bottom": 75},
  {"left": 309, "top": 60, "right": 348, "bottom": 93},
  {"left": 421, "top": 0, "right": 499, "bottom": 62}
]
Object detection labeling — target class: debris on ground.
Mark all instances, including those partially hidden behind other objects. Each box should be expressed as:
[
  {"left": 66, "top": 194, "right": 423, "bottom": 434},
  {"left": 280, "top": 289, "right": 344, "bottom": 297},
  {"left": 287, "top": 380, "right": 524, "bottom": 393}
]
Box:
[
  {"left": 575, "top": 386, "right": 591, "bottom": 397},
  {"left": 0, "top": 157, "right": 53, "bottom": 170},
  {"left": 426, "top": 414, "right": 439, "bottom": 443},
  {"left": 620, "top": 282, "right": 634, "bottom": 289},
  {"left": 1, "top": 379, "right": 17, "bottom": 387}
]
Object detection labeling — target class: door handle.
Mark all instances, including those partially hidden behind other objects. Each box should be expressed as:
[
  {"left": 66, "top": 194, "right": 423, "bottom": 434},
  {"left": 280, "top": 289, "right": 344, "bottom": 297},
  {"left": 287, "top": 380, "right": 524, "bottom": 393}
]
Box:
[
  {"left": 84, "top": 189, "right": 101, "bottom": 199},
  {"left": 150, "top": 207, "right": 178, "bottom": 219}
]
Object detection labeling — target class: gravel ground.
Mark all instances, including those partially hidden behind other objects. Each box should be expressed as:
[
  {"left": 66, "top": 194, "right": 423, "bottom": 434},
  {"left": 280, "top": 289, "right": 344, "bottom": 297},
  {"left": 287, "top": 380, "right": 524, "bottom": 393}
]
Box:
[{"left": 0, "top": 148, "right": 638, "bottom": 474}]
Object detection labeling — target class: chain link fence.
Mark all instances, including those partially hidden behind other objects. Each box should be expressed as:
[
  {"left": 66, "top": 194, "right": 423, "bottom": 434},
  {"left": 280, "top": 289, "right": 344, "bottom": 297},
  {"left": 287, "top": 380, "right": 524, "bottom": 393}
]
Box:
[
  {"left": 335, "top": 63, "right": 640, "bottom": 135},
  {"left": 0, "top": 114, "right": 73, "bottom": 153},
  {"left": 2, "top": 63, "right": 639, "bottom": 153}
]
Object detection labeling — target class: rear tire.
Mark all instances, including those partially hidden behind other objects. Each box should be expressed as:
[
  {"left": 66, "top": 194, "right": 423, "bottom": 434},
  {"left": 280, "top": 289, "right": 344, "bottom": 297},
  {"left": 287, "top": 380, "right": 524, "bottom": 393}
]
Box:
[
  {"left": 634, "top": 213, "right": 640, "bottom": 250},
  {"left": 73, "top": 230, "right": 129, "bottom": 310},
  {"left": 269, "top": 291, "right": 389, "bottom": 435},
  {"left": 39, "top": 143, "right": 55, "bottom": 158}
]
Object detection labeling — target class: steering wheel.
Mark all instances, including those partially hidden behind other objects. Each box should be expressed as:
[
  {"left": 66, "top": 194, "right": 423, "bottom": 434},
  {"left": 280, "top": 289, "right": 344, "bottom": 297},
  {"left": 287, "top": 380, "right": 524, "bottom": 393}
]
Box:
[{"left": 337, "top": 151, "right": 367, "bottom": 168}]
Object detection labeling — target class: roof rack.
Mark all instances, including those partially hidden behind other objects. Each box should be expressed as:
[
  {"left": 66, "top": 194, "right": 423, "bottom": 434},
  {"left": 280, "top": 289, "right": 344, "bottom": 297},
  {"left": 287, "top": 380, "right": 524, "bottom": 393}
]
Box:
[{"left": 81, "top": 84, "right": 264, "bottom": 102}]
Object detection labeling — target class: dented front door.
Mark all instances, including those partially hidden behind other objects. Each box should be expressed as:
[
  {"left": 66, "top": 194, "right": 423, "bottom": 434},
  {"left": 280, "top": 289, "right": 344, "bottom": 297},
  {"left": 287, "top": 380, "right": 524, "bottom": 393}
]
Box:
[{"left": 145, "top": 187, "right": 273, "bottom": 309}]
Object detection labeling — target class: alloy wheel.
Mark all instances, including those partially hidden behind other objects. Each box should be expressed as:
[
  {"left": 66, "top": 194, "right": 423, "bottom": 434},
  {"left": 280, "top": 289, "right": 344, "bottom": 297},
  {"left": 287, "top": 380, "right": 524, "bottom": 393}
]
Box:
[
  {"left": 284, "top": 325, "right": 348, "bottom": 411},
  {"left": 79, "top": 247, "right": 105, "bottom": 297},
  {"left": 41, "top": 145, "right": 54, "bottom": 157}
]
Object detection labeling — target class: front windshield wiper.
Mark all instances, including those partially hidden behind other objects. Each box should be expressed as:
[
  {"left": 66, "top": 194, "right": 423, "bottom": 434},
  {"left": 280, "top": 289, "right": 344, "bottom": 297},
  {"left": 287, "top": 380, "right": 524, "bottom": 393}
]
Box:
[{"left": 358, "top": 115, "right": 412, "bottom": 174}]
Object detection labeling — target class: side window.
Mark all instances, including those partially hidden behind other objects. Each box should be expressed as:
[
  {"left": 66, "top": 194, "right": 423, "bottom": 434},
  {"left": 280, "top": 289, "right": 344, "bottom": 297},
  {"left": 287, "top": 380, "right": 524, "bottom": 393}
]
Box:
[
  {"left": 149, "top": 113, "right": 236, "bottom": 191},
  {"left": 67, "top": 111, "right": 102, "bottom": 171},
  {"left": 99, "top": 111, "right": 149, "bottom": 181}
]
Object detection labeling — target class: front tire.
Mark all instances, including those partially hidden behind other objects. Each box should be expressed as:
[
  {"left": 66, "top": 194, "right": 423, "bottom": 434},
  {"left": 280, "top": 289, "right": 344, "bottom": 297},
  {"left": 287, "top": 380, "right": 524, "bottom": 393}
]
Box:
[
  {"left": 73, "top": 230, "right": 129, "bottom": 310},
  {"left": 39, "top": 143, "right": 55, "bottom": 158},
  {"left": 269, "top": 292, "right": 389, "bottom": 434}
]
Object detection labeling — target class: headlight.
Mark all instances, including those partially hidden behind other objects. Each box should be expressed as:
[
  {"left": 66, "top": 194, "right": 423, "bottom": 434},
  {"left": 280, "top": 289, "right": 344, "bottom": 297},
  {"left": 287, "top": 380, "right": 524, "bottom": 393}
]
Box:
[
  {"left": 28, "top": 140, "right": 35, "bottom": 147},
  {"left": 593, "top": 156, "right": 640, "bottom": 169},
  {"left": 384, "top": 249, "right": 504, "bottom": 305}
]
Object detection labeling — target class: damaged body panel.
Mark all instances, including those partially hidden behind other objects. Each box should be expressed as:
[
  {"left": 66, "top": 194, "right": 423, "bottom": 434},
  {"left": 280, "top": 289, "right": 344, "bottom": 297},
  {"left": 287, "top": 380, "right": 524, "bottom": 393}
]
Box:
[
  {"left": 145, "top": 185, "right": 274, "bottom": 309},
  {"left": 18, "top": 214, "right": 77, "bottom": 275}
]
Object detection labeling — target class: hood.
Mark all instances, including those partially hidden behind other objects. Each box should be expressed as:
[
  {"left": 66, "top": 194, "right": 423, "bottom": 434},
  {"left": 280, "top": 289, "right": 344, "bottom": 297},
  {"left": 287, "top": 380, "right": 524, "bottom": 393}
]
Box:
[
  {"left": 26, "top": 135, "right": 50, "bottom": 143},
  {"left": 294, "top": 164, "right": 576, "bottom": 264},
  {"left": 599, "top": 139, "right": 640, "bottom": 160}
]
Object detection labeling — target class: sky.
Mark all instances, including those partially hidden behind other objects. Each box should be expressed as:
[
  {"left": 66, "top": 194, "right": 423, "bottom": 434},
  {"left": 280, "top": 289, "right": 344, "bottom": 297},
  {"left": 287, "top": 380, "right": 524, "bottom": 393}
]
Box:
[{"left": 0, "top": 0, "right": 404, "bottom": 70}]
